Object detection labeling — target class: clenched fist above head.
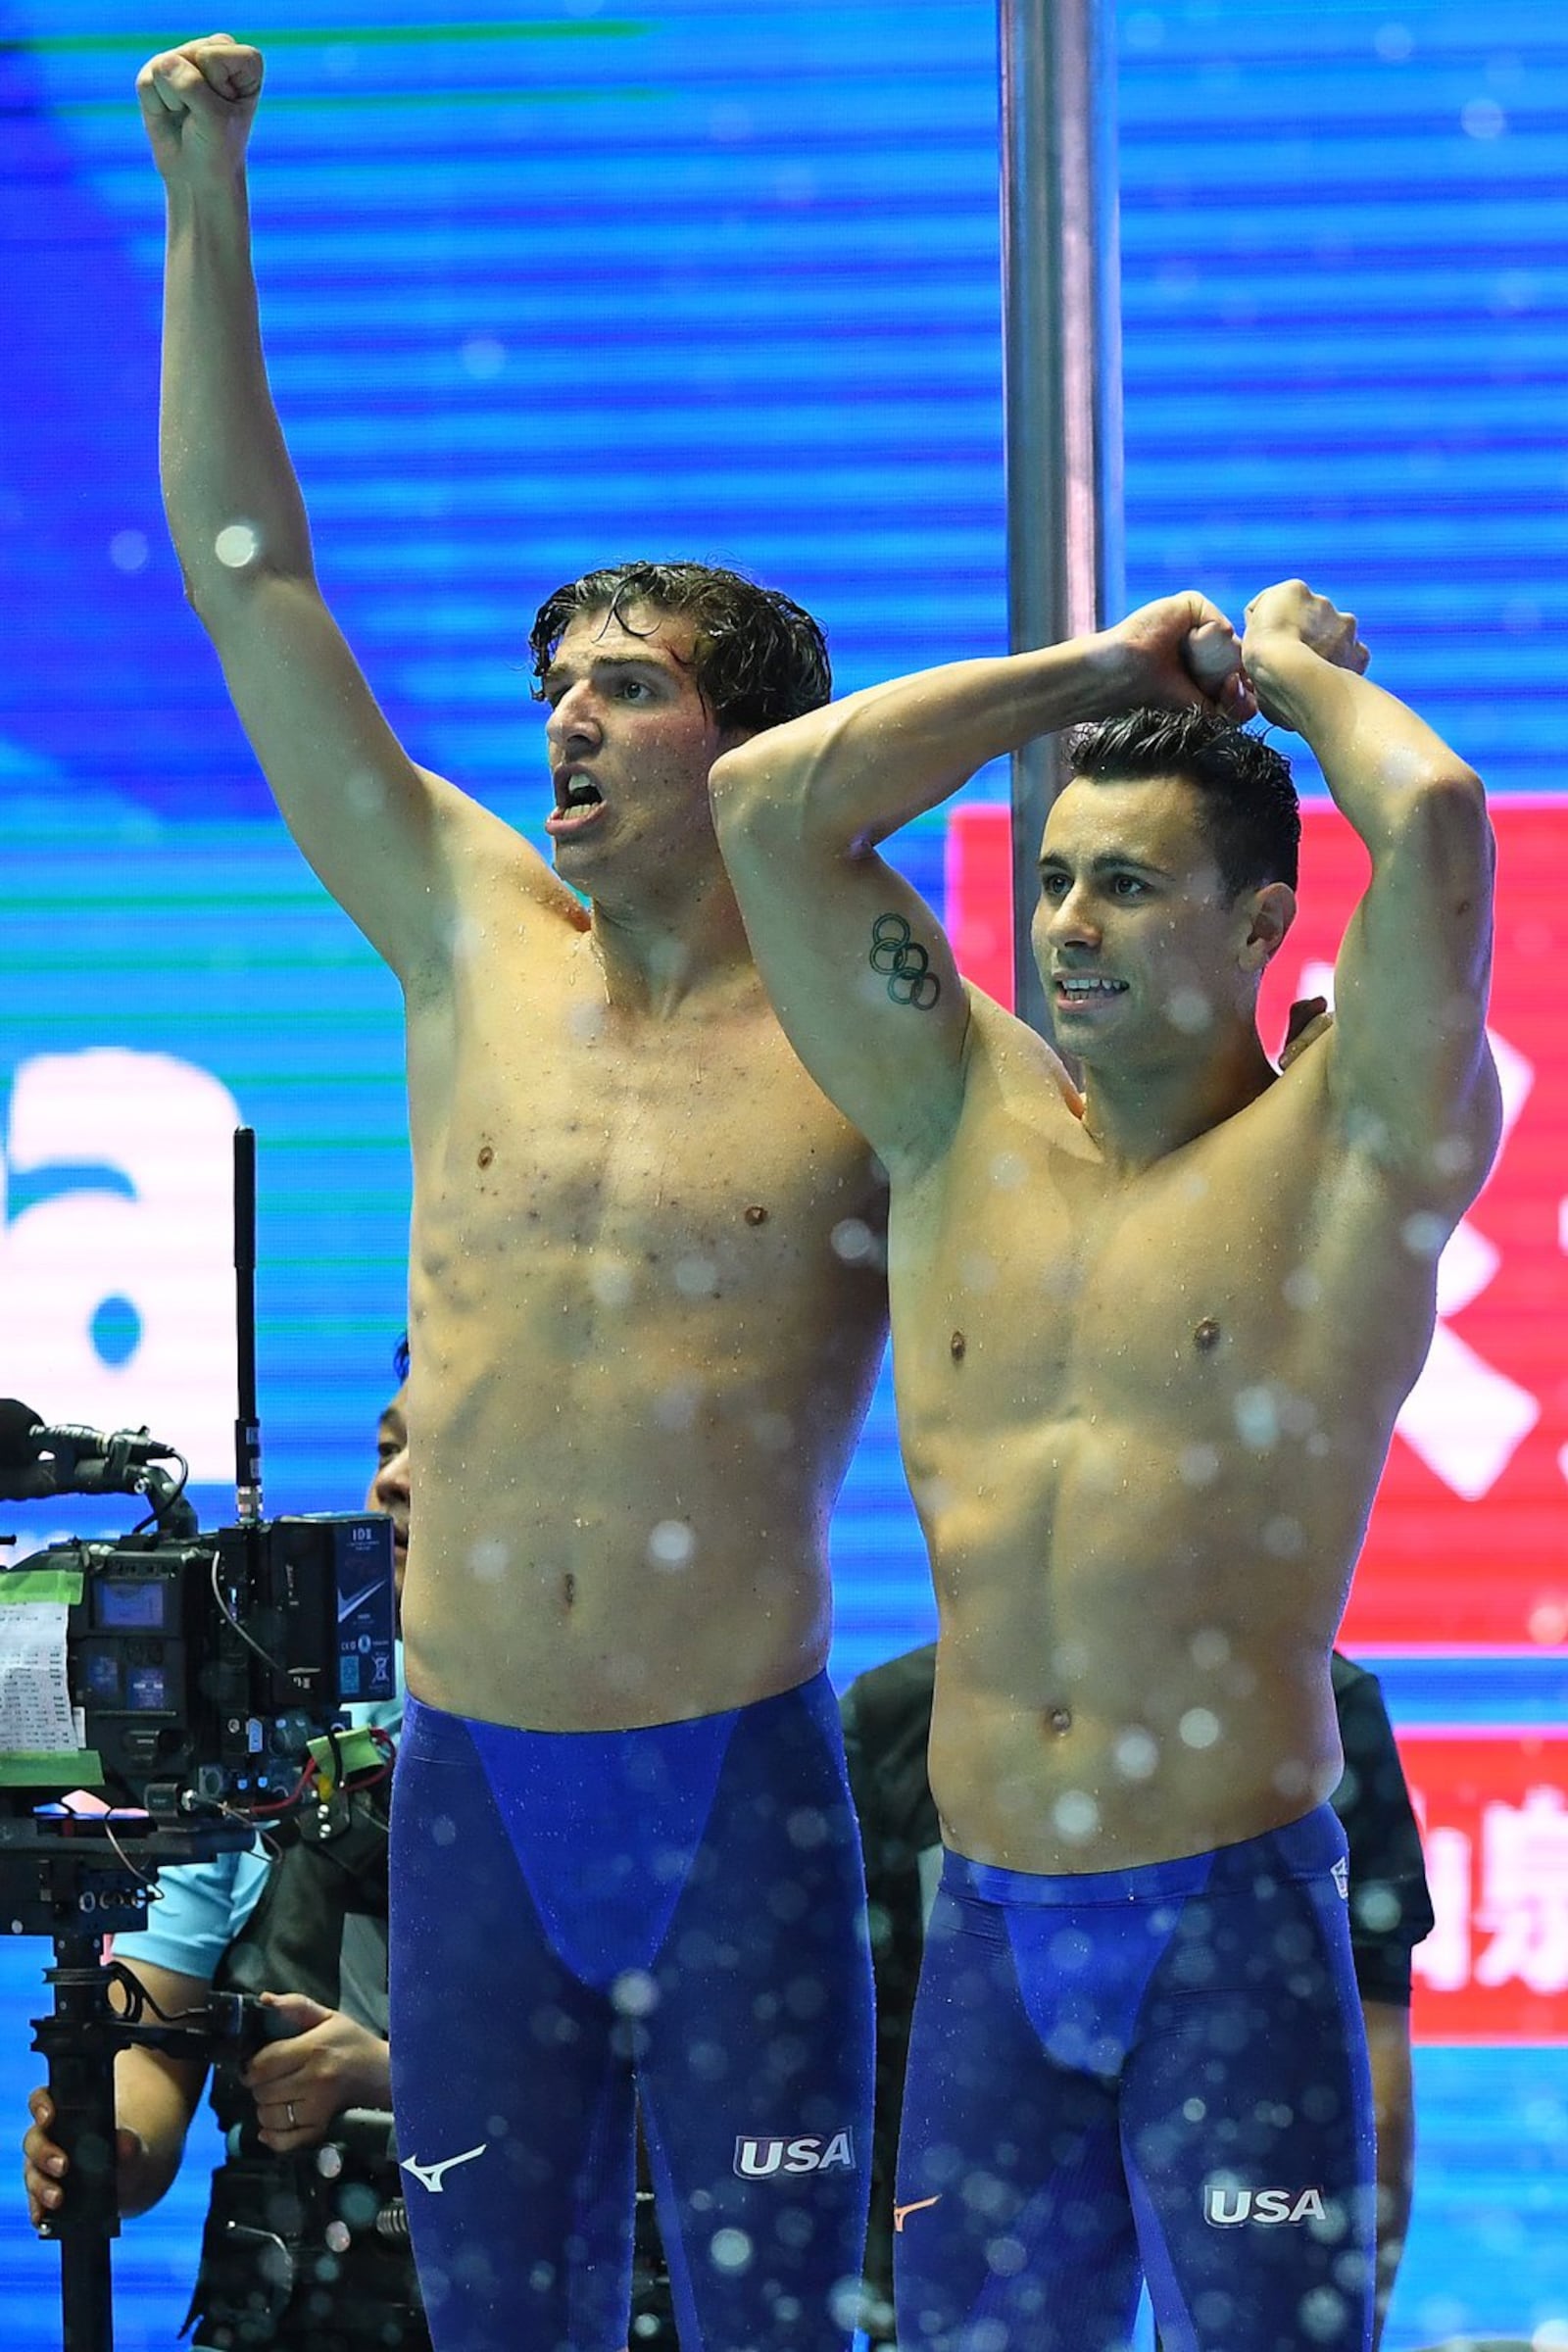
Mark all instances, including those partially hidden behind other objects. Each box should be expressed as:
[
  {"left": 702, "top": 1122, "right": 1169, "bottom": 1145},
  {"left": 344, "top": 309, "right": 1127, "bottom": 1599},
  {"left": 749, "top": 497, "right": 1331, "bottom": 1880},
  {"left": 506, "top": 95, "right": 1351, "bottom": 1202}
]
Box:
[{"left": 136, "top": 32, "right": 264, "bottom": 186}]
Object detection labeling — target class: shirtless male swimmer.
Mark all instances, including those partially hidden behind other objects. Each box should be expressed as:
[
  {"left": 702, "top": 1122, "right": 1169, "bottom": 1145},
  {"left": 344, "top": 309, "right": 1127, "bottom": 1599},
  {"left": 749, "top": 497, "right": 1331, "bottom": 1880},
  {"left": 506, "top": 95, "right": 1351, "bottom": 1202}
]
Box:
[
  {"left": 138, "top": 36, "right": 886, "bottom": 2352},
  {"left": 711, "top": 583, "right": 1500, "bottom": 2352}
]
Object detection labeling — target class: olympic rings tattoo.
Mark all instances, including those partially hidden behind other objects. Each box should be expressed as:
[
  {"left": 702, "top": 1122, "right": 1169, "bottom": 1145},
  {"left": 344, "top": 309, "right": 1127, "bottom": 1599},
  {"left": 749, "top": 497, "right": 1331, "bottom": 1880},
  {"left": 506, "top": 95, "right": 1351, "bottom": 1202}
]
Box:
[{"left": 868, "top": 912, "right": 942, "bottom": 1010}]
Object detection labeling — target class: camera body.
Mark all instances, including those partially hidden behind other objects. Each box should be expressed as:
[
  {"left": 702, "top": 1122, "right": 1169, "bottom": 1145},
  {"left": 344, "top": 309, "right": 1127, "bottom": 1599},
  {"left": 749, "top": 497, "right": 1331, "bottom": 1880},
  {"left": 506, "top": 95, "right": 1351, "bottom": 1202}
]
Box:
[{"left": 26, "top": 1514, "right": 395, "bottom": 1814}]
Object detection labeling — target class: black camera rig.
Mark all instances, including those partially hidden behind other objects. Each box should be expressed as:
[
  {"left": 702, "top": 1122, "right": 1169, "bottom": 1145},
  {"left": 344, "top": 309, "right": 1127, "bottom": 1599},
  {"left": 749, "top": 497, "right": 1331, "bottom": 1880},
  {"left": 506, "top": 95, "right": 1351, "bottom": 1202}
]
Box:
[{"left": 0, "top": 1127, "right": 399, "bottom": 2352}]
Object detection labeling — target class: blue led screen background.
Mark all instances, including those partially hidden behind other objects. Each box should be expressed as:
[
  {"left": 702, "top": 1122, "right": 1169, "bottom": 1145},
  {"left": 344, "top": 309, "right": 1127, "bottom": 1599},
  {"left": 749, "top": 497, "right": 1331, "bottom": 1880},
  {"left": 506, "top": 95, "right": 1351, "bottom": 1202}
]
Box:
[{"left": 1, "top": 1, "right": 1566, "bottom": 2340}]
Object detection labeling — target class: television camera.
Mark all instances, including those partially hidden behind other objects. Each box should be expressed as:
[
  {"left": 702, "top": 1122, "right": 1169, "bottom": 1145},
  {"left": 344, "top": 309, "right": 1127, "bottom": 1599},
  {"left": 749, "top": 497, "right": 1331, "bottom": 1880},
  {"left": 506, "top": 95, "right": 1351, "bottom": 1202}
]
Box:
[{"left": 0, "top": 1128, "right": 398, "bottom": 2352}]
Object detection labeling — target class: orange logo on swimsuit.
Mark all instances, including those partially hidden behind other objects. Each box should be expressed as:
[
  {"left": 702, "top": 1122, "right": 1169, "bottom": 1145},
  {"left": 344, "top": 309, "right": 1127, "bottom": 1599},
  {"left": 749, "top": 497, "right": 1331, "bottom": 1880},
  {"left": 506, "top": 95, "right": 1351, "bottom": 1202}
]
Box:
[{"left": 893, "top": 2195, "right": 942, "bottom": 2230}]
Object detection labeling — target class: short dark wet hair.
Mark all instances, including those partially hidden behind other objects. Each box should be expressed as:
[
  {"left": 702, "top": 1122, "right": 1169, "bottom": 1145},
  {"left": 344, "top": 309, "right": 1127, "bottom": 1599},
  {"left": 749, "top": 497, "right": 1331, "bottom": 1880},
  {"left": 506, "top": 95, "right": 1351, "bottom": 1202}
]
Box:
[
  {"left": 528, "top": 561, "right": 832, "bottom": 737},
  {"left": 1063, "top": 707, "right": 1300, "bottom": 896}
]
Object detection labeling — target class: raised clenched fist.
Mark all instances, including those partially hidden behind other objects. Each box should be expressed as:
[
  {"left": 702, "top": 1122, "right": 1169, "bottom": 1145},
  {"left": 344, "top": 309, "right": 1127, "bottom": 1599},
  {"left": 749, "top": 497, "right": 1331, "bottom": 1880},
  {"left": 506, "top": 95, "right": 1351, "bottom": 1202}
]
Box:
[{"left": 136, "top": 33, "right": 264, "bottom": 185}]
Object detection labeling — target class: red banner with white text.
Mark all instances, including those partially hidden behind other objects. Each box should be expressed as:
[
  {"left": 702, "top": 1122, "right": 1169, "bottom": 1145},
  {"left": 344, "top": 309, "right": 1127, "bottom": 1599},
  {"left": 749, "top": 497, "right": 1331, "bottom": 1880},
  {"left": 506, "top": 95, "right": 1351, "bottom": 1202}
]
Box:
[{"left": 1400, "top": 1731, "right": 1568, "bottom": 2042}]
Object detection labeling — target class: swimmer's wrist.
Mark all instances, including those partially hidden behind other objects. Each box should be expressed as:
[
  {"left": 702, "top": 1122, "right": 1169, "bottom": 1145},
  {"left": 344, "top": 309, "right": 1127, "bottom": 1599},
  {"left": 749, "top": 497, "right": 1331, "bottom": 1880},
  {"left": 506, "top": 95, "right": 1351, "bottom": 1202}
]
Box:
[{"left": 1077, "top": 627, "right": 1148, "bottom": 719}]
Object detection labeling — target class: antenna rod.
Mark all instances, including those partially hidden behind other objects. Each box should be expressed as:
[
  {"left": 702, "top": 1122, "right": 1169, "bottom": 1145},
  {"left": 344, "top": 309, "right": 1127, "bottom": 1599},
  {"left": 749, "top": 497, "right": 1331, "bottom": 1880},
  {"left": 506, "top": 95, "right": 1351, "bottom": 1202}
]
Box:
[{"left": 232, "top": 1127, "right": 263, "bottom": 1525}]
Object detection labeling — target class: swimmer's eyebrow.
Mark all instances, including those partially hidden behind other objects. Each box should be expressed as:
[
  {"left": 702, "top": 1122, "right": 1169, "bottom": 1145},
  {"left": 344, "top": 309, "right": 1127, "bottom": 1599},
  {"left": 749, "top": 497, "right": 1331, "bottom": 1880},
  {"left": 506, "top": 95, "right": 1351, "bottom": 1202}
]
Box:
[
  {"left": 1038, "top": 851, "right": 1170, "bottom": 878},
  {"left": 541, "top": 655, "right": 672, "bottom": 699}
]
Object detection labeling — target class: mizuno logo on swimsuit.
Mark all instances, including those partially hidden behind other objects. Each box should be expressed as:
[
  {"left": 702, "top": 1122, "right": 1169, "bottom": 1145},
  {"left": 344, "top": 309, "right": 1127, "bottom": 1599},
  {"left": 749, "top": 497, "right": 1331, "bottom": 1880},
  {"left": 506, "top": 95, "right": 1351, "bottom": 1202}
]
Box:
[
  {"left": 401, "top": 2144, "right": 488, "bottom": 2193},
  {"left": 1203, "top": 2185, "right": 1327, "bottom": 2227},
  {"left": 733, "top": 2132, "right": 855, "bottom": 2178},
  {"left": 893, "top": 2195, "right": 942, "bottom": 2230}
]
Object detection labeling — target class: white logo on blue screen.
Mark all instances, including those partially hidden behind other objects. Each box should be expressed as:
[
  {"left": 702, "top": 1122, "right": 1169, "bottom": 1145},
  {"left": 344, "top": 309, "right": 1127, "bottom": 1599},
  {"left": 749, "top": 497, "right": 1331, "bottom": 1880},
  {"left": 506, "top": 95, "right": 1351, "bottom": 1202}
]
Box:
[{"left": 0, "top": 1050, "right": 240, "bottom": 1485}]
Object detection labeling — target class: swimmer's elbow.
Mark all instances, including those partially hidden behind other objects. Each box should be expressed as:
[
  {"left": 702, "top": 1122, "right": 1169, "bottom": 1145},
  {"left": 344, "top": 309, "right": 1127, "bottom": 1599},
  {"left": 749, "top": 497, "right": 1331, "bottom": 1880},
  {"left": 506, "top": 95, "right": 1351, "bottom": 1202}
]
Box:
[{"left": 711, "top": 719, "right": 870, "bottom": 868}]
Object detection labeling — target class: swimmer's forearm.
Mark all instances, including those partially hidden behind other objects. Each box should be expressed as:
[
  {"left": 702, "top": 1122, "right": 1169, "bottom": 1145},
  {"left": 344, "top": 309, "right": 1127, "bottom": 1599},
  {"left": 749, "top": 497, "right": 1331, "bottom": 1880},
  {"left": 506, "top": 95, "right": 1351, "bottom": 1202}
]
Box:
[
  {"left": 160, "top": 176, "right": 317, "bottom": 611},
  {"left": 719, "top": 630, "right": 1122, "bottom": 851},
  {"left": 1244, "top": 636, "right": 1486, "bottom": 860}
]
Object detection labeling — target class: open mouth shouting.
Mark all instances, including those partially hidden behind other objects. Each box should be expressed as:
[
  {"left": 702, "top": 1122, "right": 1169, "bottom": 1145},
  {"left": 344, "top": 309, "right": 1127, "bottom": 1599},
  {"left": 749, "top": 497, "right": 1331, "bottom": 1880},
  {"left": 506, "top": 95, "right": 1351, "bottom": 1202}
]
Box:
[{"left": 545, "top": 770, "right": 607, "bottom": 841}]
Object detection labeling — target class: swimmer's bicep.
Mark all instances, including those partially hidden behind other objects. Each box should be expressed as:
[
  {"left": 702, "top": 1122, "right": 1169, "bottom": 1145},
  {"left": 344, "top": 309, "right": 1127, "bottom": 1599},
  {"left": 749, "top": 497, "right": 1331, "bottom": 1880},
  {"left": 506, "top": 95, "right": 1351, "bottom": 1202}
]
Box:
[{"left": 722, "top": 822, "right": 970, "bottom": 1170}]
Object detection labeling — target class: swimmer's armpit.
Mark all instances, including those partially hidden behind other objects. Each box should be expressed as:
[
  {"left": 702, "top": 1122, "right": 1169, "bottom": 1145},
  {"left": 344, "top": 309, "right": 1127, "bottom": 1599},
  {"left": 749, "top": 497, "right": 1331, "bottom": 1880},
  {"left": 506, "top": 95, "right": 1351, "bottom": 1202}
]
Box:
[{"left": 868, "top": 912, "right": 943, "bottom": 1011}]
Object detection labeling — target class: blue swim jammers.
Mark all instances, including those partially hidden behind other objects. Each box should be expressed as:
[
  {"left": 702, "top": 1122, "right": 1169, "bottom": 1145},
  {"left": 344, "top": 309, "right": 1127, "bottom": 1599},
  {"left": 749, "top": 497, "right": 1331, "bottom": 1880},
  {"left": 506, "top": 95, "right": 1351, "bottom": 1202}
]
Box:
[
  {"left": 894, "top": 1805, "right": 1375, "bottom": 2352},
  {"left": 389, "top": 1674, "right": 873, "bottom": 2352}
]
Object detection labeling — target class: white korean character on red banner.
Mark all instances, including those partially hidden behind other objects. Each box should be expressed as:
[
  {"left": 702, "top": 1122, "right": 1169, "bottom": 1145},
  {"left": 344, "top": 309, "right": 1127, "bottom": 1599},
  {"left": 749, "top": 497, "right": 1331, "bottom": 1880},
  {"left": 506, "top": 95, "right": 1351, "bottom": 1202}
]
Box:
[{"left": 1473, "top": 1787, "right": 1568, "bottom": 1996}]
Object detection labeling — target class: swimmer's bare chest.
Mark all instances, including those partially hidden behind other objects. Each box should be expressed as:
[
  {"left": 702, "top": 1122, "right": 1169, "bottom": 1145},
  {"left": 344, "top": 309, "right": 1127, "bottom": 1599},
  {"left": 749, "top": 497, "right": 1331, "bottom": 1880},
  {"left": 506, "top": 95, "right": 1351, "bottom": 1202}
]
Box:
[
  {"left": 399, "top": 914, "right": 889, "bottom": 1727},
  {"left": 894, "top": 1035, "right": 1433, "bottom": 1646},
  {"left": 892, "top": 1036, "right": 1441, "bottom": 1864}
]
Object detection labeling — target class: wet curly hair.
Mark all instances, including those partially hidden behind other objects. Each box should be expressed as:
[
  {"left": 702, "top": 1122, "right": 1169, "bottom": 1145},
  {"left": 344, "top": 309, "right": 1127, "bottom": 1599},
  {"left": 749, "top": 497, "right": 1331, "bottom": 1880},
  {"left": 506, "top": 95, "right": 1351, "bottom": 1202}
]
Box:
[
  {"left": 528, "top": 560, "right": 832, "bottom": 737},
  {"left": 1063, "top": 706, "right": 1300, "bottom": 896}
]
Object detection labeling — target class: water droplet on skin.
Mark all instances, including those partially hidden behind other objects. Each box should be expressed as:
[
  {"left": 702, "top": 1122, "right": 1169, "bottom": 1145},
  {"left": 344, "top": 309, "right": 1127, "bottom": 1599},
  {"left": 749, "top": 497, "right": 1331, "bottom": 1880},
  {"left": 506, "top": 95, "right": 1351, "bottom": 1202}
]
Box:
[
  {"left": 1179, "top": 1706, "right": 1221, "bottom": 1750},
  {"left": 1166, "top": 985, "right": 1212, "bottom": 1034},
  {"left": 589, "top": 1258, "right": 633, "bottom": 1308},
  {"left": 1112, "top": 1727, "right": 1158, "bottom": 1780},
  {"left": 1234, "top": 1385, "right": 1280, "bottom": 1448},
  {"left": 214, "top": 519, "right": 261, "bottom": 568},
  {"left": 1282, "top": 1266, "right": 1320, "bottom": 1309},
  {"left": 831, "top": 1217, "right": 873, "bottom": 1263},
  {"left": 654, "top": 1380, "right": 700, "bottom": 1432},
  {"left": 674, "top": 1254, "right": 718, "bottom": 1298},
  {"left": 958, "top": 1251, "right": 998, "bottom": 1292},
  {"left": 1400, "top": 1210, "right": 1446, "bottom": 1258},
  {"left": 648, "top": 1519, "right": 695, "bottom": 1569},
  {"left": 1264, "top": 1515, "right": 1305, "bottom": 1558},
  {"left": 468, "top": 1537, "right": 510, "bottom": 1583},
  {"left": 567, "top": 999, "right": 606, "bottom": 1042},
  {"left": 1180, "top": 1444, "right": 1220, "bottom": 1488},
  {"left": 1052, "top": 1789, "right": 1099, "bottom": 1839},
  {"left": 750, "top": 1410, "right": 793, "bottom": 1452},
  {"left": 989, "top": 1152, "right": 1026, "bottom": 1188}
]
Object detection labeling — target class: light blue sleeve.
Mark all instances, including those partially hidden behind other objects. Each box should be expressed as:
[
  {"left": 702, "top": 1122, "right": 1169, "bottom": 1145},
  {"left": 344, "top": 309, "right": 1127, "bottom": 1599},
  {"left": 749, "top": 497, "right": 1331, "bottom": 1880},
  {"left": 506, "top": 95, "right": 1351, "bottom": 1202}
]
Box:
[
  {"left": 110, "top": 1648, "right": 403, "bottom": 1980},
  {"left": 111, "top": 1841, "right": 272, "bottom": 1984}
]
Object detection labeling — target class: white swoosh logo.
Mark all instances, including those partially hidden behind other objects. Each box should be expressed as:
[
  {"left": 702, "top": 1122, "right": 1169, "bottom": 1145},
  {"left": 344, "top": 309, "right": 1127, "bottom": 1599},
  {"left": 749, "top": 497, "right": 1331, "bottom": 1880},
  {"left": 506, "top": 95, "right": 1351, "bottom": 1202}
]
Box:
[
  {"left": 338, "top": 1577, "right": 389, "bottom": 1623},
  {"left": 401, "top": 2143, "right": 488, "bottom": 2192}
]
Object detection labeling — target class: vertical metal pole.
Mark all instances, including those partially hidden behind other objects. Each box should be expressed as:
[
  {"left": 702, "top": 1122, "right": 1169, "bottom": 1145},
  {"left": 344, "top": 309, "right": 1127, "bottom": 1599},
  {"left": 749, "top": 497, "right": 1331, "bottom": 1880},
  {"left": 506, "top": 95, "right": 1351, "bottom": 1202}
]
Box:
[{"left": 999, "top": 0, "right": 1125, "bottom": 1035}]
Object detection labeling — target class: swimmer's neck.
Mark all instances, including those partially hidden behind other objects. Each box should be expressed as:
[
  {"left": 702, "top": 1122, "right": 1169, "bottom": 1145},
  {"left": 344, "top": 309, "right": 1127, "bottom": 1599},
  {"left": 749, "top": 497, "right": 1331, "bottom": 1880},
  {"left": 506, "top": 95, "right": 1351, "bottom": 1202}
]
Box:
[
  {"left": 1075, "top": 1026, "right": 1277, "bottom": 1173},
  {"left": 585, "top": 867, "right": 759, "bottom": 1019}
]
